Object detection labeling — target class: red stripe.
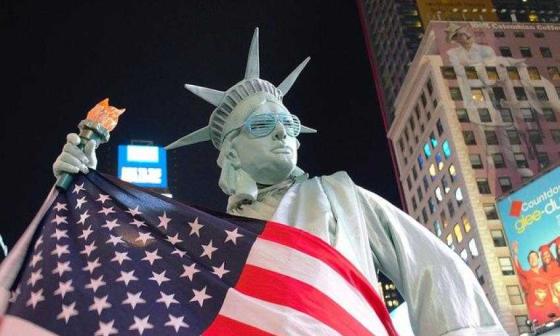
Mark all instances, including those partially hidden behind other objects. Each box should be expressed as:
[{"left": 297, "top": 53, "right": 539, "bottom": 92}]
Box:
[
  {"left": 236, "top": 264, "right": 374, "bottom": 336},
  {"left": 260, "top": 222, "right": 398, "bottom": 336},
  {"left": 204, "top": 315, "right": 274, "bottom": 336}
]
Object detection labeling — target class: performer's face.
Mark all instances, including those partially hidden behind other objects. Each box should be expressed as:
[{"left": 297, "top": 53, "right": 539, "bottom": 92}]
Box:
[
  {"left": 453, "top": 30, "right": 473, "bottom": 48},
  {"left": 542, "top": 251, "right": 552, "bottom": 265},
  {"left": 529, "top": 252, "right": 540, "bottom": 267},
  {"left": 231, "top": 102, "right": 299, "bottom": 185}
]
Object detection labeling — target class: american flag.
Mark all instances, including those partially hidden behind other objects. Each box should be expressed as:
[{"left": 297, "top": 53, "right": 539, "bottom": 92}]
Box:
[{"left": 0, "top": 171, "right": 397, "bottom": 335}]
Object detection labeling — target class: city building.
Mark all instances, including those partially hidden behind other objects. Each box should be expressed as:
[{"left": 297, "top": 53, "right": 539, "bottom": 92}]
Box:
[{"left": 387, "top": 21, "right": 560, "bottom": 335}]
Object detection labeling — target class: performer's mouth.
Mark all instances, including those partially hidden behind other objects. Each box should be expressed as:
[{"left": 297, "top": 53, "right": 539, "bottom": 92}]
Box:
[{"left": 271, "top": 146, "right": 292, "bottom": 154}]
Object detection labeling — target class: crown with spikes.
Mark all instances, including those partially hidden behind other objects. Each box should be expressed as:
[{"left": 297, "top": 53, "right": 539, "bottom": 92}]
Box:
[{"left": 165, "top": 27, "right": 316, "bottom": 151}]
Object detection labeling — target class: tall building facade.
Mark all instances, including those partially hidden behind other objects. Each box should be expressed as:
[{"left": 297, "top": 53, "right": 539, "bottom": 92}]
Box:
[{"left": 387, "top": 21, "right": 560, "bottom": 335}]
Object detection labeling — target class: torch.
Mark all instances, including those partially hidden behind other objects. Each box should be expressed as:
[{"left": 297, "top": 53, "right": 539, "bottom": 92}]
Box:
[{"left": 55, "top": 98, "right": 125, "bottom": 190}]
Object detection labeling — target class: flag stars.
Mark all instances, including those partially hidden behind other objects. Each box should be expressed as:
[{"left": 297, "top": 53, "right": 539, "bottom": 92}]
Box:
[
  {"left": 89, "top": 295, "right": 112, "bottom": 315},
  {"left": 54, "top": 279, "right": 75, "bottom": 299},
  {"left": 30, "top": 252, "right": 42, "bottom": 268},
  {"left": 96, "top": 193, "right": 111, "bottom": 204},
  {"left": 156, "top": 291, "right": 179, "bottom": 308},
  {"left": 157, "top": 211, "right": 172, "bottom": 230},
  {"left": 77, "top": 210, "right": 91, "bottom": 225},
  {"left": 95, "top": 320, "right": 118, "bottom": 336},
  {"left": 102, "top": 219, "right": 120, "bottom": 231},
  {"left": 78, "top": 226, "right": 94, "bottom": 241},
  {"left": 188, "top": 217, "right": 204, "bottom": 237},
  {"left": 53, "top": 202, "right": 68, "bottom": 212},
  {"left": 9, "top": 287, "right": 20, "bottom": 303},
  {"left": 166, "top": 233, "right": 183, "bottom": 245},
  {"left": 122, "top": 291, "right": 146, "bottom": 309},
  {"left": 26, "top": 289, "right": 45, "bottom": 309},
  {"left": 75, "top": 196, "right": 88, "bottom": 209},
  {"left": 165, "top": 314, "right": 189, "bottom": 333},
  {"left": 200, "top": 240, "right": 218, "bottom": 259},
  {"left": 57, "top": 302, "right": 78, "bottom": 324},
  {"left": 106, "top": 234, "right": 124, "bottom": 246},
  {"left": 149, "top": 270, "right": 170, "bottom": 286},
  {"left": 129, "top": 315, "right": 153, "bottom": 335},
  {"left": 141, "top": 249, "right": 161, "bottom": 265},
  {"left": 72, "top": 183, "right": 85, "bottom": 194},
  {"left": 212, "top": 262, "right": 230, "bottom": 279},
  {"left": 111, "top": 251, "right": 131, "bottom": 265},
  {"left": 51, "top": 215, "right": 68, "bottom": 225},
  {"left": 171, "top": 248, "right": 186, "bottom": 258},
  {"left": 130, "top": 219, "right": 146, "bottom": 228},
  {"left": 224, "top": 227, "right": 244, "bottom": 245},
  {"left": 51, "top": 244, "right": 70, "bottom": 258},
  {"left": 190, "top": 286, "right": 212, "bottom": 307},
  {"left": 27, "top": 269, "right": 43, "bottom": 287},
  {"left": 80, "top": 241, "right": 97, "bottom": 257},
  {"left": 116, "top": 270, "right": 138, "bottom": 286},
  {"left": 126, "top": 206, "right": 142, "bottom": 217},
  {"left": 83, "top": 257, "right": 102, "bottom": 274},
  {"left": 98, "top": 206, "right": 116, "bottom": 216},
  {"left": 52, "top": 261, "right": 72, "bottom": 277},
  {"left": 180, "top": 263, "right": 200, "bottom": 281},
  {"left": 85, "top": 275, "right": 107, "bottom": 293},
  {"left": 135, "top": 231, "right": 153, "bottom": 245},
  {"left": 50, "top": 228, "right": 69, "bottom": 240}
]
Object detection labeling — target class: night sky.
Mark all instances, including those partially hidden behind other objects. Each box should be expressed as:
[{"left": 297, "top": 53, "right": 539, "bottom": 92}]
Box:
[{"left": 1, "top": 0, "right": 400, "bottom": 251}]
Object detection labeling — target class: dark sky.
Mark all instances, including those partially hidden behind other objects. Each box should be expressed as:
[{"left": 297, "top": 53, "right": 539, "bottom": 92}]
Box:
[{"left": 1, "top": 0, "right": 400, "bottom": 251}]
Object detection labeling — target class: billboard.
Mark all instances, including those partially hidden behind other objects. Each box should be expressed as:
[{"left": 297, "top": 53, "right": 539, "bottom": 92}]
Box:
[
  {"left": 497, "top": 166, "right": 560, "bottom": 326},
  {"left": 117, "top": 145, "right": 168, "bottom": 188},
  {"left": 416, "top": 0, "right": 497, "bottom": 26}
]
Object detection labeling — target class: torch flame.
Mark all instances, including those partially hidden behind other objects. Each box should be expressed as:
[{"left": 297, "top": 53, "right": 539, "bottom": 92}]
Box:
[{"left": 86, "top": 98, "right": 125, "bottom": 131}]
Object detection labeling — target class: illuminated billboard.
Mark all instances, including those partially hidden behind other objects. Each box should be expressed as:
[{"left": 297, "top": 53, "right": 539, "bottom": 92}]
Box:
[
  {"left": 117, "top": 145, "right": 168, "bottom": 188},
  {"left": 497, "top": 166, "right": 560, "bottom": 326}
]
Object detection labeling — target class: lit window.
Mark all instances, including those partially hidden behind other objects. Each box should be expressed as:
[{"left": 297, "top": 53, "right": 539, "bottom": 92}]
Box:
[
  {"left": 423, "top": 143, "right": 431, "bottom": 158},
  {"left": 486, "top": 67, "right": 499, "bottom": 80},
  {"left": 499, "top": 257, "right": 515, "bottom": 275},
  {"left": 507, "top": 285, "right": 523, "bottom": 305},
  {"left": 471, "top": 88, "right": 485, "bottom": 102},
  {"left": 528, "top": 66, "right": 541, "bottom": 80},
  {"left": 465, "top": 66, "right": 478, "bottom": 79},
  {"left": 460, "top": 249, "right": 468, "bottom": 261},
  {"left": 446, "top": 233, "right": 453, "bottom": 248},
  {"left": 441, "top": 66, "right": 456, "bottom": 79},
  {"left": 468, "top": 238, "right": 479, "bottom": 257},
  {"left": 429, "top": 164, "right": 437, "bottom": 179},
  {"left": 454, "top": 224, "right": 463, "bottom": 243},
  {"left": 417, "top": 155, "right": 424, "bottom": 169},
  {"left": 442, "top": 140, "right": 451, "bottom": 159},
  {"left": 448, "top": 164, "right": 457, "bottom": 182},
  {"left": 507, "top": 67, "right": 520, "bottom": 80},
  {"left": 435, "top": 187, "right": 443, "bottom": 202},
  {"left": 491, "top": 230, "right": 507, "bottom": 247},
  {"left": 430, "top": 133, "right": 438, "bottom": 148},
  {"left": 442, "top": 175, "right": 450, "bottom": 194},
  {"left": 455, "top": 187, "right": 463, "bottom": 204},
  {"left": 436, "top": 153, "right": 444, "bottom": 170},
  {"left": 548, "top": 66, "right": 560, "bottom": 80}
]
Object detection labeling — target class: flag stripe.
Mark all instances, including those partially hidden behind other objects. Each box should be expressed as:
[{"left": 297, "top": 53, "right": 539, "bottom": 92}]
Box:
[
  {"left": 203, "top": 315, "right": 275, "bottom": 336},
  {"left": 0, "top": 315, "right": 57, "bottom": 336},
  {"left": 236, "top": 264, "right": 374, "bottom": 336},
  {"left": 215, "top": 289, "right": 341, "bottom": 336},
  {"left": 261, "top": 222, "right": 396, "bottom": 334},
  {"left": 247, "top": 238, "right": 387, "bottom": 336}
]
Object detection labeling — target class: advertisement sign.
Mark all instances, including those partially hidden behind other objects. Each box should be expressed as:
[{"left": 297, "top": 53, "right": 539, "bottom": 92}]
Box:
[
  {"left": 416, "top": 0, "right": 496, "bottom": 26},
  {"left": 117, "top": 145, "right": 168, "bottom": 188},
  {"left": 497, "top": 166, "right": 560, "bottom": 326}
]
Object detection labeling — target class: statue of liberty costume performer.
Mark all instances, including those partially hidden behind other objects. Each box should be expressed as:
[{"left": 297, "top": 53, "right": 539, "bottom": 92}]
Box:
[{"left": 51, "top": 28, "right": 506, "bottom": 335}]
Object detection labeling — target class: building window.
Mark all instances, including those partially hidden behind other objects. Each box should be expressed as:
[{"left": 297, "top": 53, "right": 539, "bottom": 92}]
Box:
[
  {"left": 543, "top": 108, "right": 557, "bottom": 122},
  {"left": 441, "top": 67, "right": 456, "bottom": 79},
  {"left": 534, "top": 32, "right": 545, "bottom": 38},
  {"left": 471, "top": 88, "right": 485, "bottom": 102},
  {"left": 442, "top": 140, "right": 451, "bottom": 158},
  {"left": 500, "top": 47, "right": 512, "bottom": 57},
  {"left": 499, "top": 176, "right": 513, "bottom": 192},
  {"left": 412, "top": 196, "right": 417, "bottom": 211},
  {"left": 415, "top": 105, "right": 421, "bottom": 120},
  {"left": 492, "top": 87, "right": 506, "bottom": 102},
  {"left": 462, "top": 214, "right": 471, "bottom": 233},
  {"left": 454, "top": 224, "right": 463, "bottom": 243},
  {"left": 449, "top": 87, "right": 462, "bottom": 101},
  {"left": 421, "top": 93, "right": 427, "bottom": 108},
  {"left": 468, "top": 238, "right": 479, "bottom": 257},
  {"left": 535, "top": 87, "right": 549, "bottom": 101},
  {"left": 528, "top": 130, "right": 543, "bottom": 144},
  {"left": 484, "top": 203, "right": 498, "bottom": 220},
  {"left": 485, "top": 130, "right": 499, "bottom": 145},
  {"left": 486, "top": 67, "right": 499, "bottom": 80},
  {"left": 430, "top": 132, "right": 438, "bottom": 148},
  {"left": 514, "top": 87, "right": 527, "bottom": 100},
  {"left": 494, "top": 31, "right": 505, "bottom": 38},
  {"left": 446, "top": 233, "right": 453, "bottom": 248},
  {"left": 442, "top": 175, "right": 450, "bottom": 194},
  {"left": 528, "top": 66, "right": 541, "bottom": 80},
  {"left": 499, "top": 257, "right": 515, "bottom": 276},
  {"left": 463, "top": 130, "right": 477, "bottom": 145},
  {"left": 470, "top": 154, "right": 483, "bottom": 169},
  {"left": 427, "top": 79, "right": 433, "bottom": 95},
  {"left": 548, "top": 66, "right": 560, "bottom": 80},
  {"left": 513, "top": 31, "right": 525, "bottom": 38},
  {"left": 433, "top": 220, "right": 442, "bottom": 237},
  {"left": 540, "top": 47, "right": 552, "bottom": 58},
  {"left": 422, "top": 208, "right": 428, "bottom": 224},
  {"left": 507, "top": 130, "right": 521, "bottom": 145},
  {"left": 423, "top": 175, "right": 429, "bottom": 192},
  {"left": 429, "top": 164, "right": 436, "bottom": 180},
  {"left": 428, "top": 197, "right": 436, "bottom": 214},
  {"left": 447, "top": 199, "right": 455, "bottom": 218},
  {"left": 456, "top": 108, "right": 469, "bottom": 122},
  {"left": 492, "top": 153, "right": 506, "bottom": 168},
  {"left": 514, "top": 152, "right": 528, "bottom": 168},
  {"left": 435, "top": 186, "right": 443, "bottom": 203},
  {"left": 520, "top": 47, "right": 532, "bottom": 58},
  {"left": 417, "top": 186, "right": 423, "bottom": 202},
  {"left": 515, "top": 315, "right": 530, "bottom": 334},
  {"left": 491, "top": 230, "right": 507, "bottom": 247},
  {"left": 412, "top": 166, "right": 418, "bottom": 180},
  {"left": 507, "top": 67, "right": 520, "bottom": 80},
  {"left": 537, "top": 152, "right": 550, "bottom": 168},
  {"left": 475, "top": 266, "right": 485, "bottom": 285},
  {"left": 478, "top": 108, "right": 491, "bottom": 122},
  {"left": 499, "top": 108, "right": 513, "bottom": 122},
  {"left": 409, "top": 117, "right": 416, "bottom": 131},
  {"left": 435, "top": 152, "right": 444, "bottom": 171},
  {"left": 465, "top": 66, "right": 478, "bottom": 79},
  {"left": 507, "top": 285, "right": 523, "bottom": 305},
  {"left": 455, "top": 187, "right": 463, "bottom": 206},
  {"left": 448, "top": 164, "right": 457, "bottom": 182},
  {"left": 436, "top": 119, "right": 444, "bottom": 136},
  {"left": 417, "top": 155, "right": 424, "bottom": 169},
  {"left": 477, "top": 178, "right": 491, "bottom": 194},
  {"left": 521, "top": 108, "right": 535, "bottom": 122},
  {"left": 551, "top": 129, "right": 560, "bottom": 144}
]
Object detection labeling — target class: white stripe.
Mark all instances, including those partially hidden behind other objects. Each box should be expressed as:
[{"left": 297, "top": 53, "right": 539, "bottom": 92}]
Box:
[
  {"left": 220, "top": 289, "right": 341, "bottom": 336},
  {"left": 247, "top": 238, "right": 388, "bottom": 336},
  {"left": 0, "top": 315, "right": 58, "bottom": 336}
]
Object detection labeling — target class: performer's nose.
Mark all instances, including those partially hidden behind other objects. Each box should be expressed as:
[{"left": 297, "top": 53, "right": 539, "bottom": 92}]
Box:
[{"left": 273, "top": 122, "right": 287, "bottom": 140}]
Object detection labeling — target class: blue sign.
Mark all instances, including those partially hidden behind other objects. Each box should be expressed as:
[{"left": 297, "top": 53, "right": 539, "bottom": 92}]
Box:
[{"left": 117, "top": 145, "right": 168, "bottom": 188}]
